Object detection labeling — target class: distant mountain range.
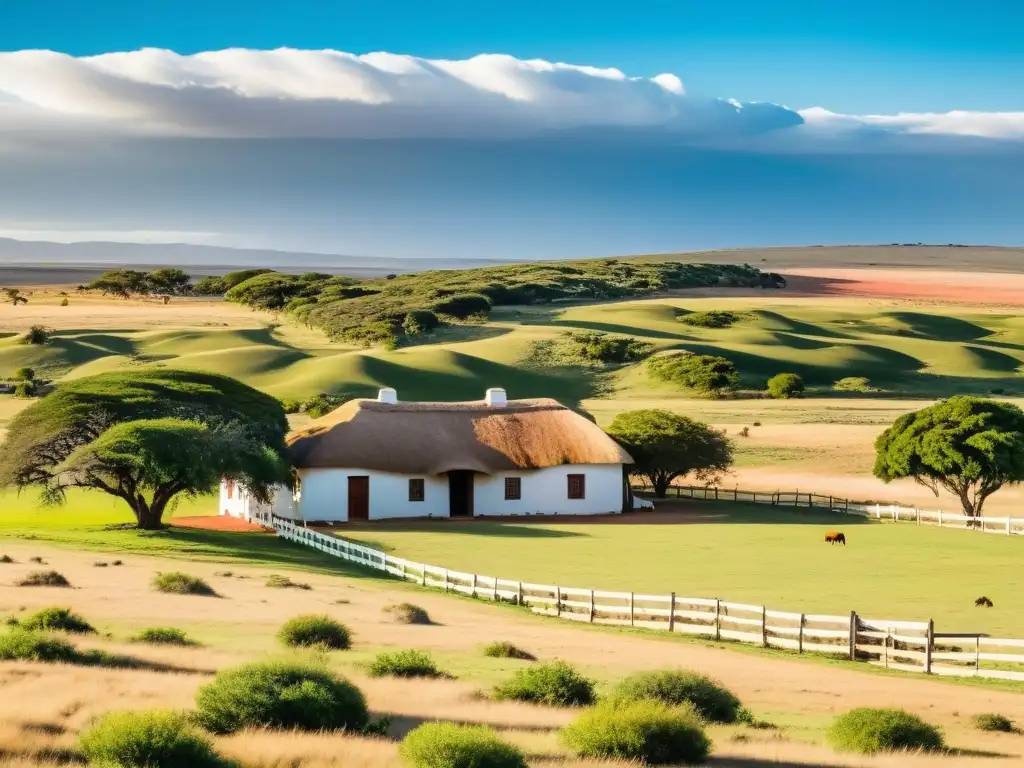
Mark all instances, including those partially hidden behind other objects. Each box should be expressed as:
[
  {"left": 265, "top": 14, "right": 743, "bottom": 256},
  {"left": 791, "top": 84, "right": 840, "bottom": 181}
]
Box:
[{"left": 0, "top": 238, "right": 514, "bottom": 279}]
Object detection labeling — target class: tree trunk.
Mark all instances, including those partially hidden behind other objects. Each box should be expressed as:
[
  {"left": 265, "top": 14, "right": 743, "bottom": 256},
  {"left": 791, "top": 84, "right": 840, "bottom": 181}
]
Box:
[
  {"left": 131, "top": 499, "right": 167, "bottom": 530},
  {"left": 653, "top": 474, "right": 670, "bottom": 498}
]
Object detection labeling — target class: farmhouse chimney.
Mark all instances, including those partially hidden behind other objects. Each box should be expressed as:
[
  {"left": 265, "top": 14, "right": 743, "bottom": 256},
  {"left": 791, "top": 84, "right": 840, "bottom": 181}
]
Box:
[
  {"left": 377, "top": 388, "right": 398, "bottom": 404},
  {"left": 485, "top": 388, "right": 507, "bottom": 408}
]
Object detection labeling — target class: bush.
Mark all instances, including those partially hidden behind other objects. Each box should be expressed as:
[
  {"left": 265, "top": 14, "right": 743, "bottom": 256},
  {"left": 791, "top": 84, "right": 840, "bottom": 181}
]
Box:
[
  {"left": 60, "top": 298, "right": 69, "bottom": 307},
  {"left": 833, "top": 376, "right": 876, "bottom": 393},
  {"left": 278, "top": 398, "right": 302, "bottom": 414},
  {"left": 152, "top": 572, "right": 217, "bottom": 596},
  {"left": 384, "top": 602, "right": 432, "bottom": 625},
  {"left": 13, "top": 381, "right": 35, "bottom": 398},
  {"left": 0, "top": 628, "right": 78, "bottom": 662},
  {"left": 13, "top": 366, "right": 34, "bottom": 382},
  {"left": 19, "top": 607, "right": 95, "bottom": 634},
  {"left": 646, "top": 353, "right": 739, "bottom": 396},
  {"left": 278, "top": 614, "right": 351, "bottom": 650},
  {"left": 400, "top": 722, "right": 528, "bottom": 768},
  {"left": 367, "top": 649, "right": 444, "bottom": 679},
  {"left": 432, "top": 293, "right": 492, "bottom": 319},
  {"left": 403, "top": 310, "right": 441, "bottom": 336},
  {"left": 266, "top": 574, "right": 311, "bottom": 590},
  {"left": 0, "top": 554, "right": 12, "bottom": 563},
  {"left": 561, "top": 699, "right": 711, "bottom": 765},
  {"left": 677, "top": 310, "right": 743, "bottom": 328},
  {"left": 612, "top": 669, "right": 743, "bottom": 723},
  {"left": 16, "top": 570, "right": 70, "bottom": 587},
  {"left": 21, "top": 325, "right": 52, "bottom": 345},
  {"left": 766, "top": 372, "right": 805, "bottom": 399},
  {"left": 80, "top": 710, "right": 229, "bottom": 768},
  {"left": 483, "top": 641, "right": 536, "bottom": 661},
  {"left": 564, "top": 332, "right": 653, "bottom": 364},
  {"left": 301, "top": 392, "right": 349, "bottom": 419},
  {"left": 828, "top": 708, "right": 944, "bottom": 754},
  {"left": 131, "top": 627, "right": 199, "bottom": 646},
  {"left": 493, "top": 661, "right": 595, "bottom": 706},
  {"left": 972, "top": 713, "right": 1015, "bottom": 733},
  {"left": 195, "top": 660, "right": 369, "bottom": 734}
]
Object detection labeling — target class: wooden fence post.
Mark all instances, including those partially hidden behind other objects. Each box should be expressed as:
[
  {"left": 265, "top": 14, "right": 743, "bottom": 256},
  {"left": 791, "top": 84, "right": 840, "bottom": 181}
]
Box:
[
  {"left": 629, "top": 592, "right": 635, "bottom": 627},
  {"left": 517, "top": 581, "right": 524, "bottom": 606},
  {"left": 668, "top": 593, "right": 676, "bottom": 632},
  {"left": 420, "top": 565, "right": 426, "bottom": 587},
  {"left": 714, "top": 487, "right": 719, "bottom": 500},
  {"left": 492, "top": 578, "right": 498, "bottom": 602},
  {"left": 975, "top": 637, "right": 981, "bottom": 672},
  {"left": 443, "top": 569, "right": 449, "bottom": 592},
  {"left": 1007, "top": 517, "right": 1012, "bottom": 535},
  {"left": 761, "top": 606, "right": 768, "bottom": 647},
  {"left": 471, "top": 573, "right": 478, "bottom": 596},
  {"left": 589, "top": 590, "right": 595, "bottom": 623},
  {"left": 883, "top": 630, "right": 889, "bottom": 668},
  {"left": 714, "top": 599, "right": 721, "bottom": 641},
  {"left": 798, "top": 614, "right": 805, "bottom": 654},
  {"left": 925, "top": 619, "right": 934, "bottom": 674},
  {"left": 848, "top": 611, "right": 858, "bottom": 661},
  {"left": 556, "top": 587, "right": 562, "bottom": 617}
]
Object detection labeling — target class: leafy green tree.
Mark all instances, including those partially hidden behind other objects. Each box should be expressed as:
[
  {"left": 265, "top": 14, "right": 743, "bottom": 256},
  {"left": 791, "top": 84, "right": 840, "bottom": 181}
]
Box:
[
  {"left": 226, "top": 273, "right": 314, "bottom": 310},
  {"left": 0, "top": 369, "right": 290, "bottom": 530},
  {"left": 88, "top": 269, "right": 151, "bottom": 298},
  {"left": 3, "top": 288, "right": 27, "bottom": 306},
  {"left": 646, "top": 352, "right": 740, "bottom": 396},
  {"left": 874, "top": 396, "right": 1024, "bottom": 517},
  {"left": 146, "top": 268, "right": 192, "bottom": 296},
  {"left": 12, "top": 367, "right": 34, "bottom": 382},
  {"left": 608, "top": 409, "right": 733, "bottom": 498},
  {"left": 766, "top": 372, "right": 805, "bottom": 399}
]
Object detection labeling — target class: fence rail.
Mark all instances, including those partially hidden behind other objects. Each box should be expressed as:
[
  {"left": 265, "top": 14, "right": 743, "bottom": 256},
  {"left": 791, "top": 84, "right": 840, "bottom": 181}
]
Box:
[
  {"left": 272, "top": 517, "right": 1024, "bottom": 682},
  {"left": 642, "top": 485, "right": 1024, "bottom": 537}
]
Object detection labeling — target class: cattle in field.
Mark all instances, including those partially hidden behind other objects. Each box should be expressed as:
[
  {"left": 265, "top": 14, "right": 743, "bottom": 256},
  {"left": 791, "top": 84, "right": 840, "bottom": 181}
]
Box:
[
  {"left": 824, "top": 531, "right": 846, "bottom": 545},
  {"left": 975, "top": 596, "right": 993, "bottom": 608}
]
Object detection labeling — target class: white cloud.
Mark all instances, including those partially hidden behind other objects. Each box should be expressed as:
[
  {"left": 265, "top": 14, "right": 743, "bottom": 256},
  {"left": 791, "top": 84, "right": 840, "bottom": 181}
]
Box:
[
  {"left": 800, "top": 106, "right": 1024, "bottom": 140},
  {"left": 0, "top": 48, "right": 799, "bottom": 139}
]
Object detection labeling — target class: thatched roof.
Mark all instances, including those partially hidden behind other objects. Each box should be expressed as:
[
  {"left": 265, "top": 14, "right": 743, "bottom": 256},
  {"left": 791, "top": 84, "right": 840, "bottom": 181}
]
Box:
[{"left": 287, "top": 397, "right": 632, "bottom": 474}]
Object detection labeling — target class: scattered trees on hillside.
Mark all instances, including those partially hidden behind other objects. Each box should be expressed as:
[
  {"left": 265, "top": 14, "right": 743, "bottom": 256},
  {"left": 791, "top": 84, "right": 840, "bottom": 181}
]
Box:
[
  {"left": 0, "top": 369, "right": 291, "bottom": 530},
  {"left": 766, "top": 372, "right": 805, "bottom": 399},
  {"left": 563, "top": 332, "right": 652, "bottom": 365},
  {"left": 3, "top": 288, "right": 28, "bottom": 306},
  {"left": 192, "top": 269, "right": 274, "bottom": 296},
  {"left": 608, "top": 409, "right": 733, "bottom": 498},
  {"left": 873, "top": 396, "right": 1024, "bottom": 518},
  {"left": 646, "top": 352, "right": 740, "bottom": 397}
]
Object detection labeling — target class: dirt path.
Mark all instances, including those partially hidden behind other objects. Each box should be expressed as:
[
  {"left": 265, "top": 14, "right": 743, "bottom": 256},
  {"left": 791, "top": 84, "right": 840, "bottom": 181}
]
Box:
[{"left": 783, "top": 268, "right": 1024, "bottom": 307}]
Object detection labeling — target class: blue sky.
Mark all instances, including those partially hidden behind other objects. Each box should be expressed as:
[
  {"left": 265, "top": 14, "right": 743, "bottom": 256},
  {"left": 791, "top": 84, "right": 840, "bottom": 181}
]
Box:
[{"left": 2, "top": 0, "right": 1022, "bottom": 114}]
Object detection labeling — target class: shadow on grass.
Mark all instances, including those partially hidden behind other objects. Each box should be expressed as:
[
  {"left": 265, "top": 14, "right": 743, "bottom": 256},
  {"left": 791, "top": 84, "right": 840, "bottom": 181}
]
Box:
[
  {"left": 547, "top": 318, "right": 694, "bottom": 341},
  {"left": 386, "top": 713, "right": 561, "bottom": 740}
]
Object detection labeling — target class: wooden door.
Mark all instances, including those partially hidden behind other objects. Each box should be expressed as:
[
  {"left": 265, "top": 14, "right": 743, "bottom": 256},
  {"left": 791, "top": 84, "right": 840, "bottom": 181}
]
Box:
[
  {"left": 448, "top": 471, "right": 474, "bottom": 517},
  {"left": 348, "top": 476, "right": 369, "bottom": 521}
]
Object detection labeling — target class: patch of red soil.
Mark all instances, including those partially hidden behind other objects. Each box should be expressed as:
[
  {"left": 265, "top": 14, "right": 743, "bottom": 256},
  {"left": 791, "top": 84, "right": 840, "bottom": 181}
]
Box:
[
  {"left": 170, "top": 515, "right": 272, "bottom": 532},
  {"left": 783, "top": 268, "right": 1024, "bottom": 306}
]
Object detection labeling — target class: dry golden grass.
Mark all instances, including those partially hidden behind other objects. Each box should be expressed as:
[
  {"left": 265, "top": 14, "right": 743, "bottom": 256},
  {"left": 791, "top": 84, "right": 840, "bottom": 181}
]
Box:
[{"left": 1, "top": 541, "right": 1023, "bottom": 767}]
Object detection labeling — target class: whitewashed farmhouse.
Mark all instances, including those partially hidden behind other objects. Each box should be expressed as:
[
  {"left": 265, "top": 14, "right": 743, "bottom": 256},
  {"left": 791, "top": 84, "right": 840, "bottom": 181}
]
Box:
[{"left": 221, "top": 387, "right": 646, "bottom": 524}]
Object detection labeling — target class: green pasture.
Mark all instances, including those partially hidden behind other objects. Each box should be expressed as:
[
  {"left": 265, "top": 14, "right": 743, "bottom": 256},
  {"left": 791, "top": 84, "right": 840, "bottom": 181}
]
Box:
[
  {"left": 4, "top": 296, "right": 1024, "bottom": 407},
  {"left": 340, "top": 503, "right": 1024, "bottom": 638}
]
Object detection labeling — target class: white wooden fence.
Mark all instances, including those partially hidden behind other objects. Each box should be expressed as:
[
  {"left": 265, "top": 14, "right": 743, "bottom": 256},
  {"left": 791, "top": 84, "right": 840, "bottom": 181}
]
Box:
[
  {"left": 653, "top": 485, "right": 1024, "bottom": 536},
  {"left": 272, "top": 517, "right": 1024, "bottom": 682}
]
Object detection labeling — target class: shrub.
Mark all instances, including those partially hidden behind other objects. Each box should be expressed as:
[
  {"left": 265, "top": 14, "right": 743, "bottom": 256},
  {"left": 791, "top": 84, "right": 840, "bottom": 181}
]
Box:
[
  {"left": 432, "top": 293, "right": 492, "bottom": 319},
  {"left": 195, "top": 660, "right": 369, "bottom": 734},
  {"left": 367, "top": 649, "right": 444, "bottom": 679},
  {"left": 60, "top": 298, "right": 69, "bottom": 307},
  {"left": 278, "top": 398, "right": 302, "bottom": 414},
  {"left": 16, "top": 570, "right": 70, "bottom": 587},
  {"left": 678, "top": 310, "right": 743, "bottom": 328},
  {"left": 738, "top": 426, "right": 750, "bottom": 437},
  {"left": 564, "top": 331, "right": 652, "bottom": 364},
  {"left": 80, "top": 710, "right": 229, "bottom": 768},
  {"left": 13, "top": 366, "right": 34, "bottom": 382},
  {"left": 972, "top": 713, "right": 1015, "bottom": 733},
  {"left": 152, "top": 572, "right": 217, "bottom": 596},
  {"left": 301, "top": 392, "right": 349, "bottom": 419},
  {"left": 646, "top": 352, "right": 739, "bottom": 396},
  {"left": 384, "top": 602, "right": 433, "bottom": 625},
  {"left": 13, "top": 381, "right": 35, "bottom": 398},
  {"left": 19, "top": 607, "right": 95, "bottom": 634},
  {"left": 403, "top": 310, "right": 441, "bottom": 336},
  {"left": 833, "top": 376, "right": 876, "bottom": 393},
  {"left": 0, "top": 554, "right": 12, "bottom": 563},
  {"left": 266, "top": 574, "right": 312, "bottom": 590},
  {"left": 828, "top": 708, "right": 944, "bottom": 754},
  {"left": 131, "top": 627, "right": 198, "bottom": 646},
  {"left": 493, "top": 661, "right": 595, "bottom": 706},
  {"left": 400, "top": 722, "right": 528, "bottom": 768},
  {"left": 21, "top": 325, "right": 52, "bottom": 345},
  {"left": 278, "top": 614, "right": 351, "bottom": 650},
  {"left": 483, "top": 641, "right": 536, "bottom": 661},
  {"left": 613, "top": 669, "right": 743, "bottom": 723},
  {"left": 766, "top": 372, "right": 805, "bottom": 399},
  {"left": 561, "top": 699, "right": 711, "bottom": 765},
  {"left": 0, "top": 628, "right": 78, "bottom": 662}
]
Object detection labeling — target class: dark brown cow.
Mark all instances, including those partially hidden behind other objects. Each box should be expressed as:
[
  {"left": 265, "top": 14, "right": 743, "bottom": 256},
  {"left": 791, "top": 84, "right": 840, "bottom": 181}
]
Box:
[{"left": 824, "top": 531, "right": 846, "bottom": 545}]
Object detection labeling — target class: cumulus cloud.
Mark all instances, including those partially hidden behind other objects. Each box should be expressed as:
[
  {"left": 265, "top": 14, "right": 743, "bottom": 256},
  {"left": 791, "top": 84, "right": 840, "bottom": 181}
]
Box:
[{"left": 0, "top": 48, "right": 801, "bottom": 139}]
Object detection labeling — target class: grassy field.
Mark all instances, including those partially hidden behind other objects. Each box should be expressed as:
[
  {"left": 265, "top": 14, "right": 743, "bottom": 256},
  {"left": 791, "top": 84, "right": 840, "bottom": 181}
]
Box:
[{"left": 340, "top": 502, "right": 1024, "bottom": 638}]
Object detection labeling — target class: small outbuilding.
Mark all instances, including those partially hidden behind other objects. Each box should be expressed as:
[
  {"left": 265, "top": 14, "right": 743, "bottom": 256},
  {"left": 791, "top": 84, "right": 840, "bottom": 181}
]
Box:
[{"left": 221, "top": 387, "right": 648, "bottom": 524}]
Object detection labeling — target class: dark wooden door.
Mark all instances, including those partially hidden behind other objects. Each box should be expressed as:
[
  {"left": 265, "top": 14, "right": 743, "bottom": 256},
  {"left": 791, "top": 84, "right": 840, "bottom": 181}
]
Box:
[
  {"left": 448, "top": 471, "right": 474, "bottom": 517},
  {"left": 348, "top": 476, "right": 369, "bottom": 521}
]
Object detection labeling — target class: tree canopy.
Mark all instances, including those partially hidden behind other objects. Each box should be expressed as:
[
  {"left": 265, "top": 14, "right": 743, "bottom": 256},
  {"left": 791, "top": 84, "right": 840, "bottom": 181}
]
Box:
[
  {"left": 766, "top": 372, "right": 805, "bottom": 399},
  {"left": 0, "top": 369, "right": 291, "bottom": 529},
  {"left": 608, "top": 409, "right": 733, "bottom": 498},
  {"left": 646, "top": 352, "right": 740, "bottom": 396},
  {"left": 873, "top": 396, "right": 1024, "bottom": 517}
]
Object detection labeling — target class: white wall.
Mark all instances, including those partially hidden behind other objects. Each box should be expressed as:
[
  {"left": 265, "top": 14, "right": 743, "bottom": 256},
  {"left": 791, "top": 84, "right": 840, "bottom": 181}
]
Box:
[
  {"left": 219, "top": 480, "right": 250, "bottom": 519},
  {"left": 291, "top": 464, "right": 624, "bottom": 521},
  {"left": 475, "top": 464, "right": 624, "bottom": 516},
  {"left": 297, "top": 468, "right": 450, "bottom": 522}
]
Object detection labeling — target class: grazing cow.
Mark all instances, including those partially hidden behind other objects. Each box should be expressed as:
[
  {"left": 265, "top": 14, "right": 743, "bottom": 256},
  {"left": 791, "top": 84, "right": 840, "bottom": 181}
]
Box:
[
  {"left": 975, "top": 596, "right": 994, "bottom": 608},
  {"left": 824, "top": 531, "right": 846, "bottom": 545}
]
